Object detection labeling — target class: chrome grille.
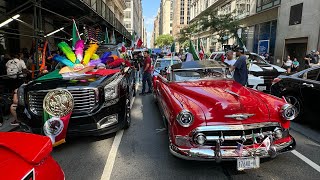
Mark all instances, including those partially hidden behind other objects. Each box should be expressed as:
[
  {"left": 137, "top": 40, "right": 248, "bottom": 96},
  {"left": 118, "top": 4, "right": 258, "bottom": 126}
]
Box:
[
  {"left": 28, "top": 88, "right": 98, "bottom": 115},
  {"left": 193, "top": 123, "right": 281, "bottom": 147}
]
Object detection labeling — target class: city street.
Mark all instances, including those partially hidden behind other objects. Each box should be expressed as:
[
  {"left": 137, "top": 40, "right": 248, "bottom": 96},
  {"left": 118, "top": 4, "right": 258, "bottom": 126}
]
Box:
[{"left": 52, "top": 86, "right": 320, "bottom": 180}]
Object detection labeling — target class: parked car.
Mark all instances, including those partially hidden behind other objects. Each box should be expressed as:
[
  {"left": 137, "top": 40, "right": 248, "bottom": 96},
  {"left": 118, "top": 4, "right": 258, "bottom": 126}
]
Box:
[
  {"left": 153, "top": 60, "right": 296, "bottom": 170},
  {"left": 152, "top": 56, "right": 182, "bottom": 92},
  {"left": 210, "top": 51, "right": 286, "bottom": 92},
  {"left": 271, "top": 65, "right": 320, "bottom": 124},
  {"left": 17, "top": 57, "right": 136, "bottom": 136},
  {"left": 0, "top": 132, "right": 64, "bottom": 179}
]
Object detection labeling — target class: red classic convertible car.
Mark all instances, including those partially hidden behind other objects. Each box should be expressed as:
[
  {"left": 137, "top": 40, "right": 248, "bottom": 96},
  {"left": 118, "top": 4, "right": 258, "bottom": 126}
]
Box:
[
  {"left": 154, "top": 60, "right": 296, "bottom": 170},
  {"left": 0, "top": 132, "right": 64, "bottom": 179}
]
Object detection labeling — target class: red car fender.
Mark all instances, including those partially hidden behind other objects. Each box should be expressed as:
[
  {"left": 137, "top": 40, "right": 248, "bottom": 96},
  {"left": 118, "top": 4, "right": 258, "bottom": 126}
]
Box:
[
  {"left": 0, "top": 132, "right": 64, "bottom": 180},
  {"left": 249, "top": 90, "right": 291, "bottom": 129}
]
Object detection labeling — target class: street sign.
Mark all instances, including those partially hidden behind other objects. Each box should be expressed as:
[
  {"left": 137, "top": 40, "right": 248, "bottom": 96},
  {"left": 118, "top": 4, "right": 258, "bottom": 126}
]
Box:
[{"left": 258, "top": 40, "right": 269, "bottom": 55}]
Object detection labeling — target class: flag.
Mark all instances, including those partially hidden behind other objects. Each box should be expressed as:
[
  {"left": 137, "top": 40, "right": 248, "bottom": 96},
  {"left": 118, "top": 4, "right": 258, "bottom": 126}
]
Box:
[
  {"left": 262, "top": 136, "right": 271, "bottom": 151},
  {"left": 252, "top": 130, "right": 257, "bottom": 144},
  {"left": 236, "top": 142, "right": 244, "bottom": 156},
  {"left": 131, "top": 32, "right": 135, "bottom": 48},
  {"left": 198, "top": 38, "right": 204, "bottom": 60},
  {"left": 105, "top": 27, "right": 109, "bottom": 44},
  {"left": 170, "top": 42, "right": 175, "bottom": 53},
  {"left": 188, "top": 40, "right": 200, "bottom": 60},
  {"left": 72, "top": 19, "right": 81, "bottom": 48},
  {"left": 121, "top": 42, "right": 126, "bottom": 53},
  {"left": 136, "top": 38, "right": 143, "bottom": 48}
]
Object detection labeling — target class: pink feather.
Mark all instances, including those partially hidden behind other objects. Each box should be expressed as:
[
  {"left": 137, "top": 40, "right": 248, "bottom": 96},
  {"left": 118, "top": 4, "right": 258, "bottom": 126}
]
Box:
[{"left": 75, "top": 40, "right": 85, "bottom": 62}]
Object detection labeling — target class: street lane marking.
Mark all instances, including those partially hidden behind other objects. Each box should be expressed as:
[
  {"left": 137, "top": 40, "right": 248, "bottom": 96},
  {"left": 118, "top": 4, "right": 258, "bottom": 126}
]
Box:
[
  {"left": 101, "top": 82, "right": 138, "bottom": 180},
  {"left": 100, "top": 130, "right": 124, "bottom": 180},
  {"left": 292, "top": 150, "right": 320, "bottom": 173}
]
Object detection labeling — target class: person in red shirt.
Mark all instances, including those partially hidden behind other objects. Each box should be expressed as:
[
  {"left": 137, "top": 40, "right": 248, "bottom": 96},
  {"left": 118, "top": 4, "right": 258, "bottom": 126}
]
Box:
[{"left": 139, "top": 50, "right": 152, "bottom": 95}]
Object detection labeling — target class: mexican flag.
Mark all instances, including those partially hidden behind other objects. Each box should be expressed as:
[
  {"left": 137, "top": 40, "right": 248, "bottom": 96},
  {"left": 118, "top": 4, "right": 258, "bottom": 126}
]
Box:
[
  {"left": 189, "top": 40, "right": 200, "bottom": 60},
  {"left": 105, "top": 27, "right": 109, "bottom": 44},
  {"left": 72, "top": 19, "right": 81, "bottom": 48},
  {"left": 198, "top": 38, "right": 204, "bottom": 60}
]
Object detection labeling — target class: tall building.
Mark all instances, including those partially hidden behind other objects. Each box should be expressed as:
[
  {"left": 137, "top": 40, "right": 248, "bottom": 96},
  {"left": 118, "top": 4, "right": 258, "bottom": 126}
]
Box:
[
  {"left": 160, "top": 0, "right": 173, "bottom": 35},
  {"left": 172, "top": 0, "right": 192, "bottom": 50},
  {"left": 152, "top": 9, "right": 161, "bottom": 47},
  {"left": 124, "top": 0, "right": 143, "bottom": 39},
  {"left": 189, "top": 0, "right": 320, "bottom": 64}
]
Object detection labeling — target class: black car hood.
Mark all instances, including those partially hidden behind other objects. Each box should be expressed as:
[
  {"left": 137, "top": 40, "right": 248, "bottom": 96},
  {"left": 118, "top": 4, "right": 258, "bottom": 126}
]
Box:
[{"left": 26, "top": 73, "right": 114, "bottom": 91}]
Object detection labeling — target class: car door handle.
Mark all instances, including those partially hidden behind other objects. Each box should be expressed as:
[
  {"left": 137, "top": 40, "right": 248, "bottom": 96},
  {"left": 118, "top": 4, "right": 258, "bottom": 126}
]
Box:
[{"left": 302, "top": 83, "right": 314, "bottom": 88}]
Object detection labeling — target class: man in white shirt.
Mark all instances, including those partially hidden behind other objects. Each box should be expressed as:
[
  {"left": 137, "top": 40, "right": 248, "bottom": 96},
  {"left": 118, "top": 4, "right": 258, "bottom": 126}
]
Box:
[
  {"left": 225, "top": 50, "right": 236, "bottom": 66},
  {"left": 185, "top": 52, "right": 194, "bottom": 62}
]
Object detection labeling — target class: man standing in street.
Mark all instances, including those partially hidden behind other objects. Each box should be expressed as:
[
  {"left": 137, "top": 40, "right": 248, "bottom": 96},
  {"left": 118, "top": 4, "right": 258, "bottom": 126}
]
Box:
[
  {"left": 229, "top": 47, "right": 248, "bottom": 86},
  {"left": 139, "top": 50, "right": 152, "bottom": 95}
]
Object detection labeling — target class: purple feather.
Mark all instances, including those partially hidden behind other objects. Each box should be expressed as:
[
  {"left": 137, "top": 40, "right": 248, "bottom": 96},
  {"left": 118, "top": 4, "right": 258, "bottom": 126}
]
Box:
[
  {"left": 100, "top": 52, "right": 112, "bottom": 64},
  {"left": 88, "top": 59, "right": 102, "bottom": 66}
]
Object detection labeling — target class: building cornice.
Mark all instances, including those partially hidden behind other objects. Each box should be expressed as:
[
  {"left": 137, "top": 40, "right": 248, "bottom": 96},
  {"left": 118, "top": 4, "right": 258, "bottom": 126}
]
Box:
[{"left": 115, "top": 0, "right": 127, "bottom": 11}]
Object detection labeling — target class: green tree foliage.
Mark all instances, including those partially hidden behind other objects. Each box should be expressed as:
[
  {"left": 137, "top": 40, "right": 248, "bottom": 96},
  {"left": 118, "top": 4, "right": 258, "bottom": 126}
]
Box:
[
  {"left": 177, "top": 22, "right": 199, "bottom": 46},
  {"left": 155, "top": 34, "right": 174, "bottom": 47},
  {"left": 199, "top": 10, "right": 240, "bottom": 44}
]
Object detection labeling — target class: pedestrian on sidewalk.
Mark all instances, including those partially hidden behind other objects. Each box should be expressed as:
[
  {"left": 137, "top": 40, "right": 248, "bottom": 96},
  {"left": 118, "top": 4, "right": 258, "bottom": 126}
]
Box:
[
  {"left": 10, "top": 89, "right": 19, "bottom": 126},
  {"left": 139, "top": 50, "right": 152, "bottom": 96}
]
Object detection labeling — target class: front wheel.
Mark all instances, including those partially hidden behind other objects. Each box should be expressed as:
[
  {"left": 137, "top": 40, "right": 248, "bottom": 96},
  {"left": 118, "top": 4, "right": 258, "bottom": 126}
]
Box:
[{"left": 124, "top": 97, "right": 131, "bottom": 129}]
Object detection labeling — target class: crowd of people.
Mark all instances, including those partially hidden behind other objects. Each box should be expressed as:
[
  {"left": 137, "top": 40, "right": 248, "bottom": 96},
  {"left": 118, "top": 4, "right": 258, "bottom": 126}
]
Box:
[{"left": 281, "top": 50, "right": 320, "bottom": 74}]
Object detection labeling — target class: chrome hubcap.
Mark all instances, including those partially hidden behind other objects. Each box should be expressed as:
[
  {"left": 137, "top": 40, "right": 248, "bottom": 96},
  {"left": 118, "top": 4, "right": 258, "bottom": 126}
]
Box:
[{"left": 285, "top": 96, "right": 301, "bottom": 115}]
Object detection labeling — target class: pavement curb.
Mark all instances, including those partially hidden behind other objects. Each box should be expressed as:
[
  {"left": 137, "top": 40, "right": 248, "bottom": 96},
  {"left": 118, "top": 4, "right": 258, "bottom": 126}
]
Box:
[{"left": 290, "top": 122, "right": 320, "bottom": 144}]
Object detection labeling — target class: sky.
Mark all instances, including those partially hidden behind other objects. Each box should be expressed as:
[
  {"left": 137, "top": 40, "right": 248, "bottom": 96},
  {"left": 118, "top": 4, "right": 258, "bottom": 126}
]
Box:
[{"left": 142, "top": 0, "right": 160, "bottom": 48}]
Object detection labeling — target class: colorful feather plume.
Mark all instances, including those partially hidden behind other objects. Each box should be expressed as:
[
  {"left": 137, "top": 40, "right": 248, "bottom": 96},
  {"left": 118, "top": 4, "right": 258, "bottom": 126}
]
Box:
[
  {"left": 88, "top": 59, "right": 101, "bottom": 67},
  {"left": 83, "top": 43, "right": 99, "bottom": 65},
  {"left": 100, "top": 52, "right": 112, "bottom": 64},
  {"left": 58, "top": 42, "right": 77, "bottom": 63},
  {"left": 53, "top": 55, "right": 75, "bottom": 68},
  {"left": 75, "top": 40, "right": 85, "bottom": 62},
  {"left": 91, "top": 53, "right": 100, "bottom": 60}
]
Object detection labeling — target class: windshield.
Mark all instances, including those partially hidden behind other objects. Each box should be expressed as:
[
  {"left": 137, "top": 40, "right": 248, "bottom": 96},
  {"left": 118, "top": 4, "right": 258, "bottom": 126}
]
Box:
[
  {"left": 247, "top": 54, "right": 268, "bottom": 64},
  {"left": 155, "top": 60, "right": 180, "bottom": 69},
  {"left": 172, "top": 68, "right": 231, "bottom": 82}
]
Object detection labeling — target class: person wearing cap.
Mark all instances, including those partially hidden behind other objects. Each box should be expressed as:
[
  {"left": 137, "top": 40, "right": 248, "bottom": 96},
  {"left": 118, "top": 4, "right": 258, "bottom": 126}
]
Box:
[{"left": 229, "top": 47, "right": 248, "bottom": 86}]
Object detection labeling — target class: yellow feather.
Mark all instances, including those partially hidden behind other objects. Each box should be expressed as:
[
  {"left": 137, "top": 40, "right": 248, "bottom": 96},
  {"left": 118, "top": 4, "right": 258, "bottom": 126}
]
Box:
[{"left": 83, "top": 44, "right": 99, "bottom": 65}]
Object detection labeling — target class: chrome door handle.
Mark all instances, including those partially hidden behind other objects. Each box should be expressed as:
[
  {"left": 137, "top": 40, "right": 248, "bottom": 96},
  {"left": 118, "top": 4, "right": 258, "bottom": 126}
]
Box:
[{"left": 302, "top": 83, "right": 314, "bottom": 88}]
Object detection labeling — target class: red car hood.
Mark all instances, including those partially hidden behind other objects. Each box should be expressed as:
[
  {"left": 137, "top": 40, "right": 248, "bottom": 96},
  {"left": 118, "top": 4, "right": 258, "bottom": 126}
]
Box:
[{"left": 171, "top": 80, "right": 271, "bottom": 125}]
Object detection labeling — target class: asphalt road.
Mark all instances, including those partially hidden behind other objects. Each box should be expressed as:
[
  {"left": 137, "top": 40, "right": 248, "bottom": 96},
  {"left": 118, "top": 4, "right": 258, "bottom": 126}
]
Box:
[{"left": 52, "top": 90, "right": 320, "bottom": 180}]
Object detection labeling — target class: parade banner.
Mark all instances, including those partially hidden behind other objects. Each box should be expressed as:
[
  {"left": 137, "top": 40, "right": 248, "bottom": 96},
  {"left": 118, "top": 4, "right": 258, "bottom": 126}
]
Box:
[{"left": 43, "top": 89, "right": 74, "bottom": 147}]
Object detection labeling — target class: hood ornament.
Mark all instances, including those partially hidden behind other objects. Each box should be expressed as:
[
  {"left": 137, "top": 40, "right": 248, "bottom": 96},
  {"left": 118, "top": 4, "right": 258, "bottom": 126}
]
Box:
[
  {"left": 224, "top": 89, "right": 239, "bottom": 97},
  {"left": 225, "top": 113, "right": 255, "bottom": 120}
]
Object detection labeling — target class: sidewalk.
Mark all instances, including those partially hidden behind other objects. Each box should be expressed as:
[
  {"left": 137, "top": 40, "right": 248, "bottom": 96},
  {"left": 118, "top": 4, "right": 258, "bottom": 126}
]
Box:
[
  {"left": 0, "top": 115, "right": 19, "bottom": 132},
  {"left": 291, "top": 122, "right": 320, "bottom": 144}
]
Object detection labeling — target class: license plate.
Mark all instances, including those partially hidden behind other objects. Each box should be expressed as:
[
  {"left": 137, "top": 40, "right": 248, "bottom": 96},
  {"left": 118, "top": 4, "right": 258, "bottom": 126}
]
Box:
[
  {"left": 237, "top": 157, "right": 260, "bottom": 171},
  {"left": 257, "top": 86, "right": 267, "bottom": 91}
]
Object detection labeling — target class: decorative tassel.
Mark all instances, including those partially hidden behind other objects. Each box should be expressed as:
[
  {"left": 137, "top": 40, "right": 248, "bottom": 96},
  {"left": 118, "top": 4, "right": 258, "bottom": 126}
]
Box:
[
  {"left": 53, "top": 55, "right": 75, "bottom": 68},
  {"left": 83, "top": 43, "right": 99, "bottom": 65},
  {"left": 75, "top": 40, "right": 85, "bottom": 62},
  {"left": 58, "top": 42, "right": 77, "bottom": 63}
]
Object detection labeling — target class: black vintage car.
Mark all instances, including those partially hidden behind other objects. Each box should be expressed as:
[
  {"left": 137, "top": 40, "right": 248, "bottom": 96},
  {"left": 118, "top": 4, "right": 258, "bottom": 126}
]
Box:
[
  {"left": 17, "top": 65, "right": 136, "bottom": 136},
  {"left": 271, "top": 65, "right": 320, "bottom": 124}
]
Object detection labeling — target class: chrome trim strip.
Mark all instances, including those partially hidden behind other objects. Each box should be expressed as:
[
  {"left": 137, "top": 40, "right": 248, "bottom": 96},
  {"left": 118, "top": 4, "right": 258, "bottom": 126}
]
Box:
[
  {"left": 224, "top": 113, "right": 255, "bottom": 120},
  {"left": 193, "top": 122, "right": 280, "bottom": 132},
  {"left": 169, "top": 137, "right": 295, "bottom": 161},
  {"left": 224, "top": 89, "right": 240, "bottom": 97}
]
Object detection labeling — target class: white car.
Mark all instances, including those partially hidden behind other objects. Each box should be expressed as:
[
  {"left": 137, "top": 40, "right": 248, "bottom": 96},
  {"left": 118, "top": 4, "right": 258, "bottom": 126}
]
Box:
[{"left": 209, "top": 51, "right": 286, "bottom": 92}]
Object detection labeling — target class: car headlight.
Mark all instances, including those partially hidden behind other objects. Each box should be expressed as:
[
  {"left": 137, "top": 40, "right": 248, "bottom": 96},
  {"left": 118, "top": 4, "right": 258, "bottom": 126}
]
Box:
[
  {"left": 104, "top": 84, "right": 119, "bottom": 101},
  {"left": 18, "top": 84, "right": 26, "bottom": 106},
  {"left": 280, "top": 104, "right": 297, "bottom": 121},
  {"left": 176, "top": 110, "right": 194, "bottom": 127}
]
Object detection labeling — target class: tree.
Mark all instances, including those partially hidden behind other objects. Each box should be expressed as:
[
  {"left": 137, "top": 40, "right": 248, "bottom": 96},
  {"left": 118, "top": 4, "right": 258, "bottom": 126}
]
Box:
[
  {"left": 155, "top": 34, "right": 174, "bottom": 48},
  {"left": 198, "top": 10, "right": 240, "bottom": 44},
  {"left": 177, "top": 22, "right": 199, "bottom": 49}
]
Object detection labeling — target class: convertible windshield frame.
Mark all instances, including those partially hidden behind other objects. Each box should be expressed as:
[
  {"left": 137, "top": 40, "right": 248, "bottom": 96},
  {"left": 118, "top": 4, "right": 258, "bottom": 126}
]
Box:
[{"left": 171, "top": 67, "right": 231, "bottom": 82}]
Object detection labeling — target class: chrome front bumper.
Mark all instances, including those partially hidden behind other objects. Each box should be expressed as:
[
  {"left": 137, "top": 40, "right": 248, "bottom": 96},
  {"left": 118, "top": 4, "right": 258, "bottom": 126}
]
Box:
[{"left": 169, "top": 136, "right": 296, "bottom": 161}]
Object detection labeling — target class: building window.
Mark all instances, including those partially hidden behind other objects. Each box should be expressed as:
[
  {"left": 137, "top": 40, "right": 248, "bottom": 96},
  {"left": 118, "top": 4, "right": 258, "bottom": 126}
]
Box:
[
  {"left": 289, "top": 3, "right": 303, "bottom": 26},
  {"left": 180, "top": 0, "right": 185, "bottom": 24},
  {"left": 125, "top": 22, "right": 131, "bottom": 29},
  {"left": 126, "top": 2, "right": 130, "bottom": 8},
  {"left": 124, "top": 11, "right": 131, "bottom": 19},
  {"left": 256, "top": 0, "right": 281, "bottom": 13},
  {"left": 220, "top": 2, "right": 231, "bottom": 15}
]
